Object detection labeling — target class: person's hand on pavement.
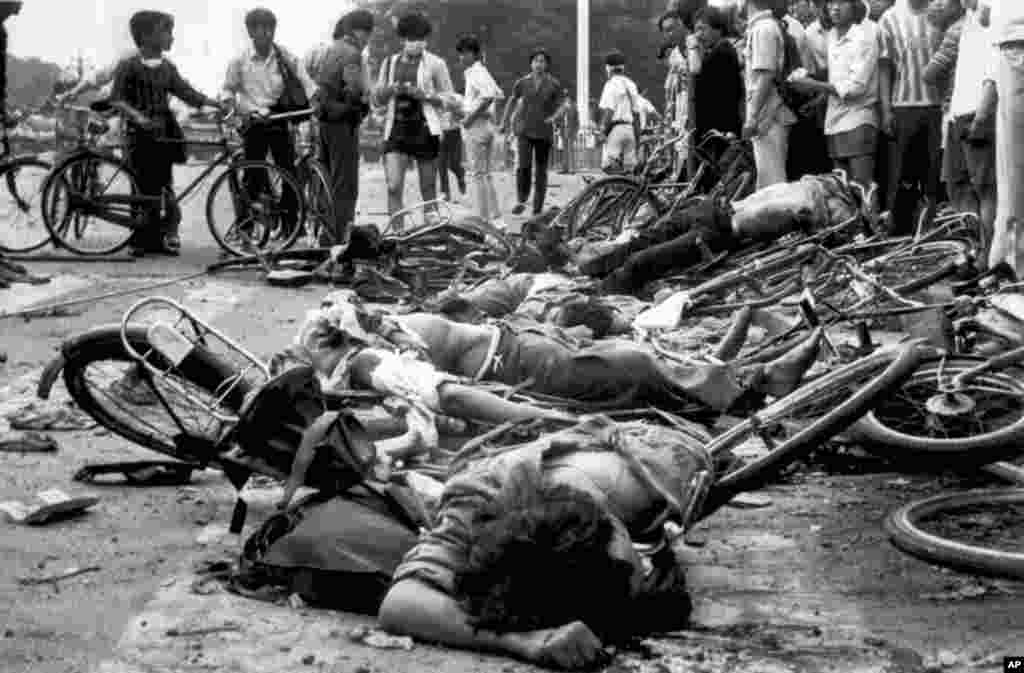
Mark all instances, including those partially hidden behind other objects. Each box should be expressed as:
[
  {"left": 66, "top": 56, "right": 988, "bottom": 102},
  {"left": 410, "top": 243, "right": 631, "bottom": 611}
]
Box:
[{"left": 516, "top": 621, "right": 611, "bottom": 670}]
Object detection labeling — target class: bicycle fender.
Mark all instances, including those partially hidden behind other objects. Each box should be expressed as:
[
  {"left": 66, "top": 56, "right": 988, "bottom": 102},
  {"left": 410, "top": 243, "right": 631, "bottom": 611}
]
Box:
[
  {"left": 36, "top": 352, "right": 66, "bottom": 399},
  {"left": 37, "top": 324, "right": 125, "bottom": 399}
]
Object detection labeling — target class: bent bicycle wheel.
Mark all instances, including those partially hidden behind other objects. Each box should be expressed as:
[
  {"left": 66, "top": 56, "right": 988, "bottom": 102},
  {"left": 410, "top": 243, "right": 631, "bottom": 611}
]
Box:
[
  {"left": 62, "top": 326, "right": 253, "bottom": 459},
  {"left": 886, "top": 489, "right": 1024, "bottom": 580},
  {"left": 0, "top": 157, "right": 53, "bottom": 253},
  {"left": 854, "top": 355, "right": 1024, "bottom": 466},
  {"left": 698, "top": 343, "right": 923, "bottom": 519},
  {"left": 566, "top": 176, "right": 661, "bottom": 240}
]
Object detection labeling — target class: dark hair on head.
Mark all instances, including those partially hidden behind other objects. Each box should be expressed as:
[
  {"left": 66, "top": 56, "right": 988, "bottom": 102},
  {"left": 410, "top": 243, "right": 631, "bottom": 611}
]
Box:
[
  {"left": 455, "top": 33, "right": 482, "bottom": 56},
  {"left": 658, "top": 10, "right": 681, "bottom": 31},
  {"left": 244, "top": 7, "right": 277, "bottom": 30},
  {"left": 129, "top": 10, "right": 173, "bottom": 48},
  {"left": 338, "top": 9, "right": 375, "bottom": 37},
  {"left": 604, "top": 50, "right": 626, "bottom": 68},
  {"left": 437, "top": 295, "right": 478, "bottom": 321},
  {"left": 529, "top": 47, "right": 551, "bottom": 66},
  {"left": 395, "top": 12, "right": 432, "bottom": 39},
  {"left": 453, "top": 463, "right": 637, "bottom": 642},
  {"left": 694, "top": 6, "right": 731, "bottom": 34},
  {"left": 557, "top": 299, "right": 615, "bottom": 338}
]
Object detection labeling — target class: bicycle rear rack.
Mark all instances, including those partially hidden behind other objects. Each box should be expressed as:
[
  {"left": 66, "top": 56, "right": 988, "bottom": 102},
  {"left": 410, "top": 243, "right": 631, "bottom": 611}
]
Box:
[{"left": 119, "top": 296, "right": 270, "bottom": 424}]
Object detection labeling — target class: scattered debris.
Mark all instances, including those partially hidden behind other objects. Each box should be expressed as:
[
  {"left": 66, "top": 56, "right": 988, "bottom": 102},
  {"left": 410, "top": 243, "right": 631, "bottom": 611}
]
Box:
[
  {"left": 348, "top": 626, "right": 415, "bottom": 651},
  {"left": 0, "top": 489, "right": 100, "bottom": 525},
  {"left": 920, "top": 582, "right": 997, "bottom": 601},
  {"left": 726, "top": 493, "right": 773, "bottom": 509},
  {"left": 17, "top": 565, "right": 101, "bottom": 586},
  {"left": 6, "top": 401, "right": 96, "bottom": 431},
  {"left": 287, "top": 593, "right": 309, "bottom": 610},
  {"left": 0, "top": 430, "right": 59, "bottom": 453},
  {"left": 301, "top": 654, "right": 316, "bottom": 665},
  {"left": 165, "top": 624, "right": 241, "bottom": 637}
]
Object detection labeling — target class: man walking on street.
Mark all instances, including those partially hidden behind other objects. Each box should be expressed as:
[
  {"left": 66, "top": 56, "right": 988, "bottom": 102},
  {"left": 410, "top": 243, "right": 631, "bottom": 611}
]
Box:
[
  {"left": 501, "top": 48, "right": 567, "bottom": 216},
  {"left": 315, "top": 9, "right": 376, "bottom": 247}
]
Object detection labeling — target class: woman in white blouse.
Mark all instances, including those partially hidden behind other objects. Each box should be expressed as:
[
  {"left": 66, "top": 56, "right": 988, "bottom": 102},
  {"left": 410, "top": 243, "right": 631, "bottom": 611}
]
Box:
[{"left": 793, "top": 0, "right": 880, "bottom": 190}]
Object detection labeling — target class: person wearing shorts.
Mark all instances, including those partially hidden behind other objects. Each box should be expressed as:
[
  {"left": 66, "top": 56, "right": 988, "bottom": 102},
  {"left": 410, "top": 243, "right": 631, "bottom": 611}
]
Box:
[{"left": 373, "top": 13, "right": 454, "bottom": 228}]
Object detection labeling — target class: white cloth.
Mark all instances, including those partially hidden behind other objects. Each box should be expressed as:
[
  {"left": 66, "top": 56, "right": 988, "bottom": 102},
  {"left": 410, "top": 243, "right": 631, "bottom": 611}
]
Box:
[
  {"left": 950, "top": 10, "right": 998, "bottom": 118},
  {"left": 987, "top": 0, "right": 1024, "bottom": 45},
  {"left": 462, "top": 60, "right": 503, "bottom": 119},
  {"left": 598, "top": 74, "right": 640, "bottom": 123}
]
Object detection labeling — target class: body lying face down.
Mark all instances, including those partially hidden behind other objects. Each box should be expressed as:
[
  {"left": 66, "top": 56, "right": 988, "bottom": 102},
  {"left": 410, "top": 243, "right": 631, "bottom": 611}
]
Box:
[{"left": 379, "top": 416, "right": 716, "bottom": 670}]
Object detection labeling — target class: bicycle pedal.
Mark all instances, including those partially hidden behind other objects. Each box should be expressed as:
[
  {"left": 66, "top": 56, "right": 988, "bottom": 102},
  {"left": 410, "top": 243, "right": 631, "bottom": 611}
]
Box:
[{"left": 147, "top": 322, "right": 195, "bottom": 367}]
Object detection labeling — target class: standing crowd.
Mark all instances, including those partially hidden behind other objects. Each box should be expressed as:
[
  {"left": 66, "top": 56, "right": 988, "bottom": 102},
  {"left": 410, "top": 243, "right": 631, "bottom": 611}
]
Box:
[
  {"left": 652, "top": 0, "right": 1024, "bottom": 278},
  {"left": 45, "top": 0, "right": 1024, "bottom": 276}
]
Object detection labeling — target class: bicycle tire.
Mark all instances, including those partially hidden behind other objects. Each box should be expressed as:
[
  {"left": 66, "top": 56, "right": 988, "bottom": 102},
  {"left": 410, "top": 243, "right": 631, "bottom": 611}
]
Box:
[
  {"left": 885, "top": 489, "right": 1024, "bottom": 580},
  {"left": 567, "top": 176, "right": 661, "bottom": 240},
  {"left": 854, "top": 354, "right": 1024, "bottom": 465},
  {"left": 0, "top": 157, "right": 53, "bottom": 253},
  {"left": 42, "top": 152, "right": 137, "bottom": 255},
  {"left": 863, "top": 238, "right": 973, "bottom": 294},
  {"left": 62, "top": 326, "right": 252, "bottom": 459},
  {"left": 206, "top": 159, "right": 306, "bottom": 257},
  {"left": 699, "top": 342, "right": 924, "bottom": 519},
  {"left": 296, "top": 155, "right": 334, "bottom": 246}
]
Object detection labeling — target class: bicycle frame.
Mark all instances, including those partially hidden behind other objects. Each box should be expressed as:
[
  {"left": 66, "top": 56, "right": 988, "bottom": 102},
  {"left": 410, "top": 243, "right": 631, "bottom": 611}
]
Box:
[{"left": 119, "top": 296, "right": 270, "bottom": 425}]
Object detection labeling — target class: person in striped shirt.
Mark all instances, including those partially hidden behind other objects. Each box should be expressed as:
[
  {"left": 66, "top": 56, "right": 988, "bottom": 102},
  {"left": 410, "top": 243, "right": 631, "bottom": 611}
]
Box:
[{"left": 877, "top": 0, "right": 942, "bottom": 229}]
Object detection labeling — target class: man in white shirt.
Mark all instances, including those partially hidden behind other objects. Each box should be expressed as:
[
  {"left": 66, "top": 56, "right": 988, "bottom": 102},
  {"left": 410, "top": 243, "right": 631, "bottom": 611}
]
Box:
[
  {"left": 986, "top": 0, "right": 1024, "bottom": 276},
  {"left": 597, "top": 50, "right": 641, "bottom": 174},
  {"left": 221, "top": 9, "right": 316, "bottom": 236},
  {"left": 457, "top": 34, "right": 505, "bottom": 229},
  {"left": 939, "top": 3, "right": 997, "bottom": 261}
]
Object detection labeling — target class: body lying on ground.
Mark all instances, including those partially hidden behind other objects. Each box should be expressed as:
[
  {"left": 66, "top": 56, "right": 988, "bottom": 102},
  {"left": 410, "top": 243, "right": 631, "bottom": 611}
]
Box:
[{"left": 575, "top": 170, "right": 870, "bottom": 295}]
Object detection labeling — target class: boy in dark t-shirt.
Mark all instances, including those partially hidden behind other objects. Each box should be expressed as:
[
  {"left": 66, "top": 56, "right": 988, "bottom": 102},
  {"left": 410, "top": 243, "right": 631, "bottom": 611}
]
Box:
[{"left": 110, "top": 11, "right": 220, "bottom": 256}]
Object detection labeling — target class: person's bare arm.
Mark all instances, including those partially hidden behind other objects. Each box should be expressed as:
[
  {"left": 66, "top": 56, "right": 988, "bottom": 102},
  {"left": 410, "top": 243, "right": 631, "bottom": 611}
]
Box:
[{"left": 379, "top": 580, "right": 609, "bottom": 670}]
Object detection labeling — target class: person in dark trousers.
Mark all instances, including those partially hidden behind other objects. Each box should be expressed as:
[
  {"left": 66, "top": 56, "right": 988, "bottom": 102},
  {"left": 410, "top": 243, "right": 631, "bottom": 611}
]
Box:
[
  {"left": 222, "top": 8, "right": 314, "bottom": 244},
  {"left": 110, "top": 11, "right": 221, "bottom": 256},
  {"left": 559, "top": 91, "right": 578, "bottom": 174},
  {"left": 315, "top": 9, "right": 376, "bottom": 246},
  {"left": 501, "top": 48, "right": 567, "bottom": 216},
  {"left": 437, "top": 91, "right": 467, "bottom": 202},
  {"left": 692, "top": 6, "right": 743, "bottom": 139}
]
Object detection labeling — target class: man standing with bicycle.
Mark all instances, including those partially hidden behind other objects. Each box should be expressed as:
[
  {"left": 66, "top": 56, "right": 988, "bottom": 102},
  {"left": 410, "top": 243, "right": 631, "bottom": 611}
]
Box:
[{"left": 221, "top": 8, "right": 316, "bottom": 244}]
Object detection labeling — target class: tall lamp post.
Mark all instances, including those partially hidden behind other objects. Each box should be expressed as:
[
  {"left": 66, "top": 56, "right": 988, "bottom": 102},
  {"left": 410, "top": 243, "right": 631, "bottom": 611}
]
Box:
[{"left": 576, "top": 0, "right": 594, "bottom": 158}]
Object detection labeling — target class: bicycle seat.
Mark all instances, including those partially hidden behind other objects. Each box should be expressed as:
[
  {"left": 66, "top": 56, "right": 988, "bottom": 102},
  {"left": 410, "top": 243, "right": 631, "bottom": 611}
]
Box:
[{"left": 90, "top": 100, "right": 114, "bottom": 114}]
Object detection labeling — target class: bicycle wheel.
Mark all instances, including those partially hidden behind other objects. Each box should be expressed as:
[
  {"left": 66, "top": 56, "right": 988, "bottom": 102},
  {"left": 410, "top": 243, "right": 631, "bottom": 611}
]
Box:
[
  {"left": 43, "top": 153, "right": 137, "bottom": 255},
  {"left": 698, "top": 343, "right": 923, "bottom": 519},
  {"left": 206, "top": 159, "right": 306, "bottom": 257},
  {"left": 567, "top": 176, "right": 661, "bottom": 240},
  {"left": 886, "top": 489, "right": 1024, "bottom": 580},
  {"left": 296, "top": 155, "right": 333, "bottom": 247},
  {"left": 0, "top": 157, "right": 53, "bottom": 253},
  {"left": 62, "top": 326, "right": 253, "bottom": 458},
  {"left": 862, "top": 238, "right": 973, "bottom": 294},
  {"left": 855, "top": 354, "right": 1024, "bottom": 465}
]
